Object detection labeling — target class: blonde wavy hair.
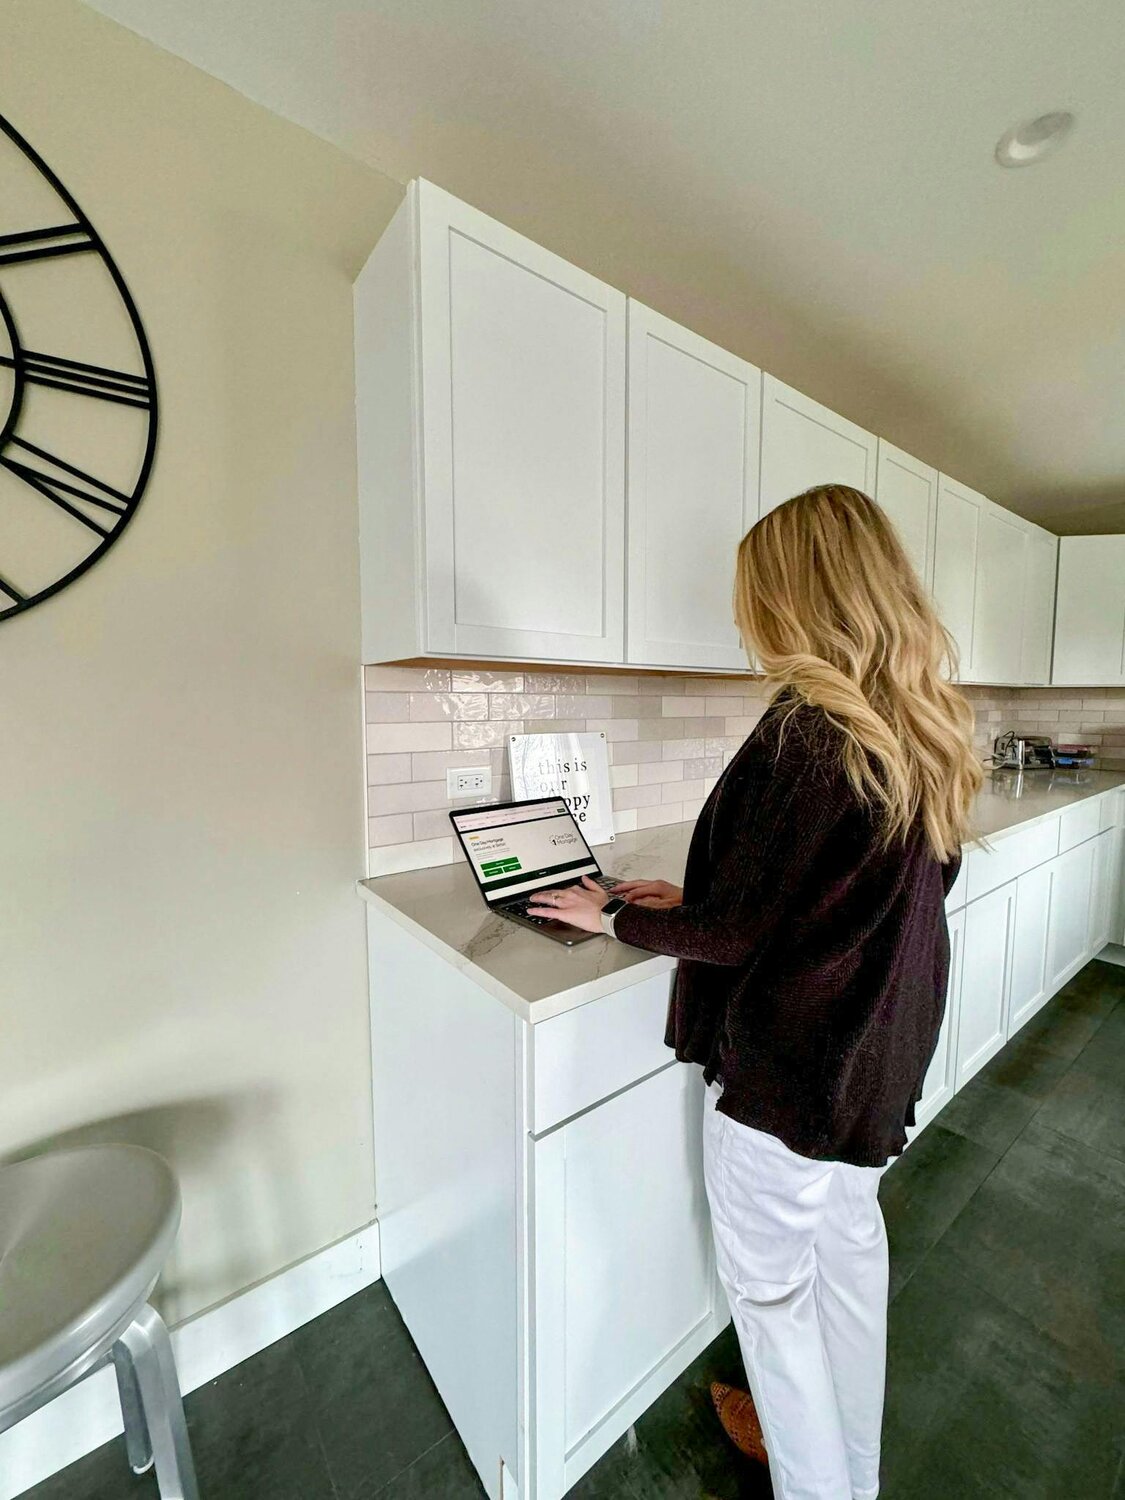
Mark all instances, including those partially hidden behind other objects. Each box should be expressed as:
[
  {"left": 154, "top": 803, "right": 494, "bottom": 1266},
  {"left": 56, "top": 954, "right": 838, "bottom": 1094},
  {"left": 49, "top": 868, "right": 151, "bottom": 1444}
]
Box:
[{"left": 734, "top": 484, "right": 981, "bottom": 860}]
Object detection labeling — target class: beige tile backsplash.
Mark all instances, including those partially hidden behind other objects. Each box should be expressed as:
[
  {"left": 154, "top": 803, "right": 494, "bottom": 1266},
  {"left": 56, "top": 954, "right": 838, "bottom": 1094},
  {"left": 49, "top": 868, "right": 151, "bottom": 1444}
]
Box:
[{"left": 364, "top": 665, "right": 1125, "bottom": 876}]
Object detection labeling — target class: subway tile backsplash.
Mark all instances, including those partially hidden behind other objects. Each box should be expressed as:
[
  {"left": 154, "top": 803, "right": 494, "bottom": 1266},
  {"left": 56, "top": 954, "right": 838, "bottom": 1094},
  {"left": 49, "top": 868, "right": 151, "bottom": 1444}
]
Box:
[{"left": 364, "top": 666, "right": 1125, "bottom": 876}]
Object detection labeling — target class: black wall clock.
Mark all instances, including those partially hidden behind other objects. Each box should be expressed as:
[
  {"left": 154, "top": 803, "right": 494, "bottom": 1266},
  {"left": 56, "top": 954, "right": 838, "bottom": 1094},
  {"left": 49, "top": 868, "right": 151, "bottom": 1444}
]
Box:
[{"left": 0, "top": 112, "right": 157, "bottom": 624}]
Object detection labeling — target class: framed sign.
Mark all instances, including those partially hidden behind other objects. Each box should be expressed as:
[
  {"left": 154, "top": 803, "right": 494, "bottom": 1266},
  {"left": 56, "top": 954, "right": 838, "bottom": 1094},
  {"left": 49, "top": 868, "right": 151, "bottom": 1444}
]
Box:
[{"left": 508, "top": 731, "right": 614, "bottom": 845}]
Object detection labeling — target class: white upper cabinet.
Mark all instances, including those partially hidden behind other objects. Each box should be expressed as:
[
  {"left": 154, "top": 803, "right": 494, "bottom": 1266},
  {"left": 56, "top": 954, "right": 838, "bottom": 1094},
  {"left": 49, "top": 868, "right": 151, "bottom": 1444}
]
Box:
[
  {"left": 972, "top": 505, "right": 1027, "bottom": 685},
  {"left": 874, "top": 441, "right": 937, "bottom": 586},
  {"left": 355, "top": 180, "right": 1069, "bottom": 681},
  {"left": 932, "top": 475, "right": 985, "bottom": 677},
  {"left": 1021, "top": 527, "right": 1058, "bottom": 685},
  {"left": 758, "top": 376, "right": 877, "bottom": 518},
  {"left": 355, "top": 179, "right": 627, "bottom": 664},
  {"left": 625, "top": 302, "right": 760, "bottom": 670},
  {"left": 932, "top": 476, "right": 1057, "bottom": 685},
  {"left": 1052, "top": 535, "right": 1125, "bottom": 685}
]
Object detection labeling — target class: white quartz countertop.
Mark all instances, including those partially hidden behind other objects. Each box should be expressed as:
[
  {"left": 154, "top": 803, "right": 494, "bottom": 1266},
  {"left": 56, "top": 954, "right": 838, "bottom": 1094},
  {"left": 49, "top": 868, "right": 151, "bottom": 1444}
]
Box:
[
  {"left": 358, "top": 767, "right": 1125, "bottom": 1021},
  {"left": 359, "top": 821, "right": 692, "bottom": 1022},
  {"left": 973, "top": 768, "right": 1125, "bottom": 838}
]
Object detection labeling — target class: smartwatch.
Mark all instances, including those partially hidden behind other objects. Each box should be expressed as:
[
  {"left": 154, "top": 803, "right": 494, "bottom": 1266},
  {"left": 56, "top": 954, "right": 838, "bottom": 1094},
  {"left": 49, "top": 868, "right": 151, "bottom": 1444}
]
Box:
[{"left": 601, "top": 896, "right": 628, "bottom": 938}]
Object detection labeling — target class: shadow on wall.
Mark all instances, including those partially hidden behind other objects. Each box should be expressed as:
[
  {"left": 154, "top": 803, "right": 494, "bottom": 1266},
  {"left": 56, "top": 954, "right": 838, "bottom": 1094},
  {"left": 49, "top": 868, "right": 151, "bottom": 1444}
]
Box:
[{"left": 1, "top": 1091, "right": 308, "bottom": 1326}]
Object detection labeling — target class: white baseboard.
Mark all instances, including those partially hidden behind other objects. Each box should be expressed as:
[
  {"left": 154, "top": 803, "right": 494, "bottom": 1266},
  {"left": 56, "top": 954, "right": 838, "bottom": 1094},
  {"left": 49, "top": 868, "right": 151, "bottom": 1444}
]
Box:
[
  {"left": 0, "top": 1220, "right": 381, "bottom": 1500},
  {"left": 1096, "top": 942, "right": 1125, "bottom": 969}
]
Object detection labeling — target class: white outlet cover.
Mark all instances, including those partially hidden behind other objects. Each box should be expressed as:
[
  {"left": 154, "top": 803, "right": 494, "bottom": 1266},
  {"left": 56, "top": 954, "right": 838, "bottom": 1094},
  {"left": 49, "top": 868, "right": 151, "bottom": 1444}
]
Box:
[{"left": 447, "top": 766, "right": 492, "bottom": 798}]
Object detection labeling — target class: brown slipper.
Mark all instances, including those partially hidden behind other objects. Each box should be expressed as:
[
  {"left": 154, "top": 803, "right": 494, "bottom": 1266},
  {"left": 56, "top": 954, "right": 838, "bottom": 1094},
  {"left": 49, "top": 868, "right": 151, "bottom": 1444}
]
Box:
[{"left": 710, "top": 1381, "right": 767, "bottom": 1465}]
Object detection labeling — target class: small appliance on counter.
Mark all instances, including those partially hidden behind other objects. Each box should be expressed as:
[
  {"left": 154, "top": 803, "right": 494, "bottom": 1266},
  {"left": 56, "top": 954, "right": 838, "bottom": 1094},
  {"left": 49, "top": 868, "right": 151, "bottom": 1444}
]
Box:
[
  {"left": 991, "top": 732, "right": 1056, "bottom": 770},
  {"left": 1054, "top": 743, "right": 1097, "bottom": 768}
]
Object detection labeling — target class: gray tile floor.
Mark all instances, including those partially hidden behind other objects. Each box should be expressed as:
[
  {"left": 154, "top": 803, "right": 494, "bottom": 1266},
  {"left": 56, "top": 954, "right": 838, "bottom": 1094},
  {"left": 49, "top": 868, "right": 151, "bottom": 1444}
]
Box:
[{"left": 25, "top": 960, "right": 1125, "bottom": 1499}]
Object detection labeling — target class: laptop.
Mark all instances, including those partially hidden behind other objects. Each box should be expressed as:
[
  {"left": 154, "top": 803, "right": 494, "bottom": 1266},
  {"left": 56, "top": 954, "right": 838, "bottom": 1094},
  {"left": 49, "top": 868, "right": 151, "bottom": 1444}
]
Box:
[{"left": 450, "top": 796, "right": 618, "bottom": 945}]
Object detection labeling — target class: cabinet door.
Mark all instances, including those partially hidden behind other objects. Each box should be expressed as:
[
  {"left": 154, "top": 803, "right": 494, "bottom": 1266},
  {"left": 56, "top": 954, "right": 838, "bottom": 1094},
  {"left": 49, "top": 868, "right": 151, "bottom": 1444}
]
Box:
[
  {"left": 1088, "top": 829, "right": 1116, "bottom": 954},
  {"left": 972, "top": 507, "right": 1026, "bottom": 684},
  {"left": 532, "top": 1063, "right": 725, "bottom": 1496},
  {"left": 1045, "top": 837, "right": 1097, "bottom": 992},
  {"left": 417, "top": 180, "right": 627, "bottom": 661},
  {"left": 1021, "top": 528, "right": 1058, "bottom": 686},
  {"left": 956, "top": 881, "right": 1015, "bottom": 1086},
  {"left": 874, "top": 440, "right": 938, "bottom": 586},
  {"left": 913, "top": 906, "right": 964, "bottom": 1132},
  {"left": 1053, "top": 536, "right": 1125, "bottom": 686},
  {"left": 932, "top": 475, "right": 985, "bottom": 678},
  {"left": 758, "top": 375, "right": 876, "bottom": 518},
  {"left": 626, "top": 302, "right": 760, "bottom": 669},
  {"left": 1008, "top": 861, "right": 1053, "bottom": 1035},
  {"left": 1112, "top": 823, "right": 1125, "bottom": 948}
]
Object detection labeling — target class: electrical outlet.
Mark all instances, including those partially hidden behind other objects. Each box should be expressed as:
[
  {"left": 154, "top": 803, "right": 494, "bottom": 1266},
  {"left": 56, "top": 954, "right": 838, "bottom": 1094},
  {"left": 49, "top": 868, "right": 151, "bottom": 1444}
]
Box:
[{"left": 447, "top": 766, "right": 492, "bottom": 798}]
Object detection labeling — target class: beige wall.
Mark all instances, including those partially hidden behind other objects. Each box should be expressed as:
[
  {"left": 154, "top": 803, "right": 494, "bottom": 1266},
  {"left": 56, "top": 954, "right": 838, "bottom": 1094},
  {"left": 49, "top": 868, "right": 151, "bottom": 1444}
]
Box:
[{"left": 0, "top": 1, "right": 401, "bottom": 1322}]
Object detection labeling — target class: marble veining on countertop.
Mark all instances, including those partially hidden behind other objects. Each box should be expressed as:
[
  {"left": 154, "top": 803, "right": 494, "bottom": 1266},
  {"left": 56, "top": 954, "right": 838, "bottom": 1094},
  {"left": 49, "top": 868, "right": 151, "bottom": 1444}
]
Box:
[
  {"left": 359, "top": 822, "right": 692, "bottom": 1020},
  {"left": 358, "top": 768, "right": 1125, "bottom": 1019}
]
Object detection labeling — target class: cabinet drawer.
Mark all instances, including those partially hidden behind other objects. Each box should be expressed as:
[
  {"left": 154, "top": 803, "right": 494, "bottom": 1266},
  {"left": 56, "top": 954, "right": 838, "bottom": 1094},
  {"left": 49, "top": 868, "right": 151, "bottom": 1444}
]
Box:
[
  {"left": 1059, "top": 798, "right": 1103, "bottom": 853},
  {"left": 966, "top": 817, "right": 1060, "bottom": 903},
  {"left": 531, "top": 973, "right": 674, "bottom": 1134}
]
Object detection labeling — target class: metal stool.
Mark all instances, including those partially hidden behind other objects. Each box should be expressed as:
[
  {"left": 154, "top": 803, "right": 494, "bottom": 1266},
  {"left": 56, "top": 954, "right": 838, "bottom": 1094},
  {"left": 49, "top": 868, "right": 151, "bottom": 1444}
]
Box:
[{"left": 0, "top": 1145, "right": 199, "bottom": 1499}]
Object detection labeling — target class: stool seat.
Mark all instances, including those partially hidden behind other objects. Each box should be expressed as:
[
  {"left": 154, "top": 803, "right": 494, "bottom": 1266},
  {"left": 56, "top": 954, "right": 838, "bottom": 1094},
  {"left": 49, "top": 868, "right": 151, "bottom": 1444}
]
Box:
[{"left": 0, "top": 1145, "right": 180, "bottom": 1415}]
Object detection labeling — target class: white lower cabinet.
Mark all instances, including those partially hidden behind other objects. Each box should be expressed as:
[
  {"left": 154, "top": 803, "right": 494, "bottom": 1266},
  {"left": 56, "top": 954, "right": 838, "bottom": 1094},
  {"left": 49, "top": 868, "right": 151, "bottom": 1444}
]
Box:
[
  {"left": 956, "top": 882, "right": 1015, "bottom": 1086},
  {"left": 1088, "top": 828, "right": 1117, "bottom": 954},
  {"left": 913, "top": 906, "right": 963, "bottom": 1130},
  {"left": 1045, "top": 837, "right": 1097, "bottom": 993},
  {"left": 1007, "top": 861, "right": 1053, "bottom": 1034},
  {"left": 531, "top": 1062, "right": 724, "bottom": 1495}
]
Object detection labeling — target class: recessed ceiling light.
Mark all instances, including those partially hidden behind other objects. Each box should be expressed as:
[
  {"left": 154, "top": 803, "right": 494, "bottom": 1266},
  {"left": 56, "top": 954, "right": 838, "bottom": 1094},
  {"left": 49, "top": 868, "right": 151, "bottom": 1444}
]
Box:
[{"left": 995, "top": 112, "right": 1075, "bottom": 167}]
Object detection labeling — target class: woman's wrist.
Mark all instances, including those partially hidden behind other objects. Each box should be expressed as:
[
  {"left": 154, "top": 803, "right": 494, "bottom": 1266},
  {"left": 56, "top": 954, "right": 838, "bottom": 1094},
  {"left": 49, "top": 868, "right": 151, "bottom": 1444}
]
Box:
[{"left": 600, "top": 896, "right": 628, "bottom": 937}]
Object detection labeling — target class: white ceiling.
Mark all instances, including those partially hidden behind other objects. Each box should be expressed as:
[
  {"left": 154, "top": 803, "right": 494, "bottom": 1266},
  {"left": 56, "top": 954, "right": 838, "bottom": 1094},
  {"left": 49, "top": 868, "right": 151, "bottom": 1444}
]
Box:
[{"left": 83, "top": 0, "right": 1125, "bottom": 532}]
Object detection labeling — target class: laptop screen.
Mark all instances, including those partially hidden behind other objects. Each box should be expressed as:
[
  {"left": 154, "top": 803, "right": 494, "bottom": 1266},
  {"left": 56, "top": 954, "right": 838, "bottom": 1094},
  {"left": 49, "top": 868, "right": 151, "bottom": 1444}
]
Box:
[{"left": 451, "top": 798, "right": 600, "bottom": 902}]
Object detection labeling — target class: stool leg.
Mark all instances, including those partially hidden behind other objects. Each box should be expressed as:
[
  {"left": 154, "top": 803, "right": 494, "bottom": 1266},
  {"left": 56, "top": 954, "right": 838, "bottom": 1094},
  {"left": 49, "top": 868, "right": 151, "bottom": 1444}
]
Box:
[
  {"left": 112, "top": 1341, "right": 154, "bottom": 1474},
  {"left": 116, "top": 1304, "right": 200, "bottom": 1500}
]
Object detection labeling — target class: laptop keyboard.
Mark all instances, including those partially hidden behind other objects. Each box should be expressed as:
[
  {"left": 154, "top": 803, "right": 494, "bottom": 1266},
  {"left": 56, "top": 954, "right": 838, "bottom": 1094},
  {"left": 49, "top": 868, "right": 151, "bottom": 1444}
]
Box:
[{"left": 503, "top": 874, "right": 618, "bottom": 925}]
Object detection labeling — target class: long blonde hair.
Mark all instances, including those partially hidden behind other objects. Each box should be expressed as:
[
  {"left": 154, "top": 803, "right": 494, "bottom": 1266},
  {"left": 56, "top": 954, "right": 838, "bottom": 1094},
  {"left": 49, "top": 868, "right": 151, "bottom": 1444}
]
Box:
[{"left": 734, "top": 485, "right": 981, "bottom": 860}]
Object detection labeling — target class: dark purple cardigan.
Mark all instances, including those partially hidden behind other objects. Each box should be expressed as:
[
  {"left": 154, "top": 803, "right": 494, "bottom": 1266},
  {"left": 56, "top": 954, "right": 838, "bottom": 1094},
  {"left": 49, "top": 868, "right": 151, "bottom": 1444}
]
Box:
[{"left": 613, "top": 697, "right": 960, "bottom": 1167}]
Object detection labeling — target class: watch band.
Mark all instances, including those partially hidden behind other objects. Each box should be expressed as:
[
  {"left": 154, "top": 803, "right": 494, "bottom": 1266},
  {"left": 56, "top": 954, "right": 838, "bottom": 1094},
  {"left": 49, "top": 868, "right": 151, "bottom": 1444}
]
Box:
[{"left": 601, "top": 896, "right": 627, "bottom": 937}]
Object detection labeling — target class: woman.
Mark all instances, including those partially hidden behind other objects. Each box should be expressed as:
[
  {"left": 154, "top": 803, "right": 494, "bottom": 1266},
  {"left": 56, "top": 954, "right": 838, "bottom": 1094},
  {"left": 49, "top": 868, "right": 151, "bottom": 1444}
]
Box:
[{"left": 528, "top": 485, "right": 981, "bottom": 1500}]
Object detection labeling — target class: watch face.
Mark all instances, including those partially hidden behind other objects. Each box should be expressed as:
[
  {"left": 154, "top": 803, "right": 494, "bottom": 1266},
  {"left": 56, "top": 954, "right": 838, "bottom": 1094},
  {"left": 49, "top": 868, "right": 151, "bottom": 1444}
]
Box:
[{"left": 0, "top": 113, "right": 157, "bottom": 624}]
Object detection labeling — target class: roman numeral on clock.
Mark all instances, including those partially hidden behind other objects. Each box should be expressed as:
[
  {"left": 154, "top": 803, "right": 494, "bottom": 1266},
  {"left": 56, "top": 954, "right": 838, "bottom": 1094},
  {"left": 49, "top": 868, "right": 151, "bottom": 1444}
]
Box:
[
  {"left": 0, "top": 349, "right": 151, "bottom": 408},
  {"left": 0, "top": 223, "right": 95, "bottom": 266},
  {"left": 1, "top": 435, "right": 131, "bottom": 538}
]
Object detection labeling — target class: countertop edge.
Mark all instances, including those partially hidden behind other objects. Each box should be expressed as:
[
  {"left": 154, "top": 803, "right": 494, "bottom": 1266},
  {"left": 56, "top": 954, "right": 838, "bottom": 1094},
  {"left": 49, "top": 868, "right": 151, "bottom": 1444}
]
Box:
[{"left": 357, "top": 878, "right": 677, "bottom": 1022}]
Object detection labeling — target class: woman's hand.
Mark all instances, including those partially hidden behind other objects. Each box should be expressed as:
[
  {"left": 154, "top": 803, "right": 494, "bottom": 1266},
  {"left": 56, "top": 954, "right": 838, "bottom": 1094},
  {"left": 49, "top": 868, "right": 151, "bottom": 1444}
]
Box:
[
  {"left": 611, "top": 879, "right": 684, "bottom": 909},
  {"left": 526, "top": 875, "right": 609, "bottom": 933}
]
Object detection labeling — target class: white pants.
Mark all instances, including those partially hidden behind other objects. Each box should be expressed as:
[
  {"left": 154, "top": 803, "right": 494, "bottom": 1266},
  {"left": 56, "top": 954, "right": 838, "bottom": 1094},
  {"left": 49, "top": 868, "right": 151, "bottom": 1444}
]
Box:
[{"left": 703, "top": 1081, "right": 888, "bottom": 1500}]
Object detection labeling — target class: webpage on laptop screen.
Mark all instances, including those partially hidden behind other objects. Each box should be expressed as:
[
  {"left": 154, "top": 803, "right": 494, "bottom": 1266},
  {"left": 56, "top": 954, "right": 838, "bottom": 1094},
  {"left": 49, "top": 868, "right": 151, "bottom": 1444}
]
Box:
[{"left": 455, "top": 800, "right": 599, "bottom": 901}]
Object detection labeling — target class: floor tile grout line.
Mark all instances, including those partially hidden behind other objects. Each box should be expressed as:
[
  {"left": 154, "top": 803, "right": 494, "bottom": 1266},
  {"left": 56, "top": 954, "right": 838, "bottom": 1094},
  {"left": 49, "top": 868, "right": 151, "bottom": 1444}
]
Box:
[
  {"left": 1023, "top": 1115, "right": 1125, "bottom": 1169},
  {"left": 365, "top": 1430, "right": 458, "bottom": 1499}
]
